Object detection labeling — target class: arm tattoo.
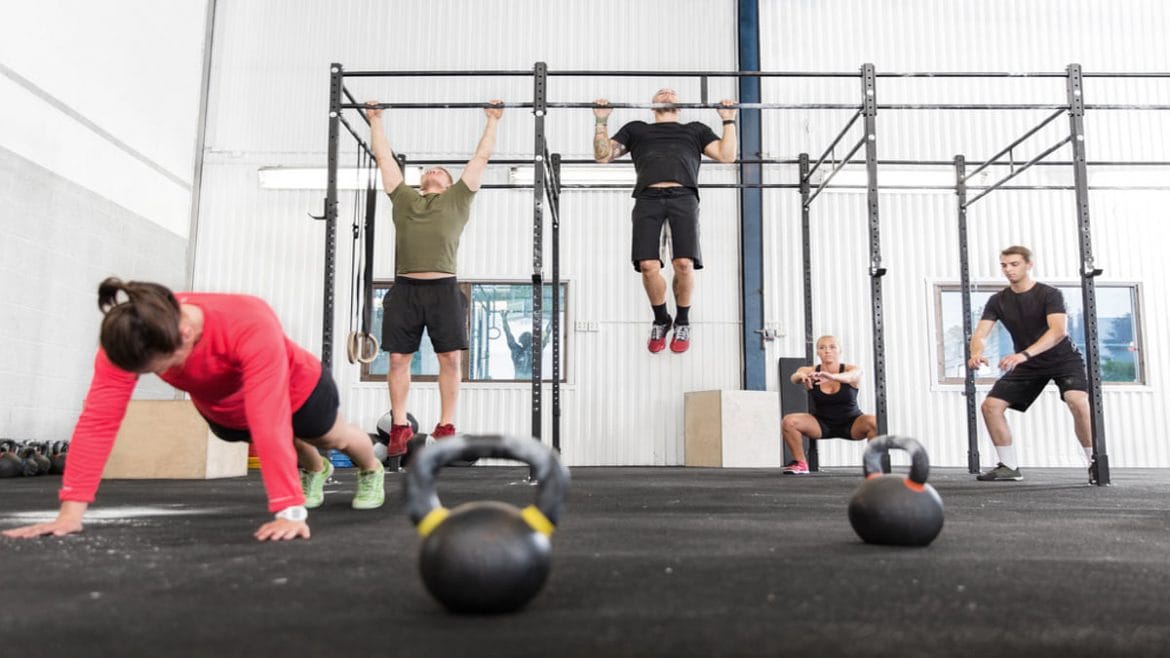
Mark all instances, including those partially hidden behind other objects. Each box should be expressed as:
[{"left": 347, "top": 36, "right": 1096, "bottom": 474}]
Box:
[{"left": 593, "top": 131, "right": 611, "bottom": 160}]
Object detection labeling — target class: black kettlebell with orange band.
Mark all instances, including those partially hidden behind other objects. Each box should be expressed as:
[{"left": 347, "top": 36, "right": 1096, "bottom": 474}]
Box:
[
  {"left": 848, "top": 435, "right": 944, "bottom": 546},
  {"left": 405, "top": 434, "right": 570, "bottom": 614}
]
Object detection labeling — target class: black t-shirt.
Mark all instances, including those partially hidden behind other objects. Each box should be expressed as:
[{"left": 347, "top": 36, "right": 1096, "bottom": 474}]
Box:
[
  {"left": 980, "top": 282, "right": 1082, "bottom": 372},
  {"left": 611, "top": 121, "right": 720, "bottom": 197}
]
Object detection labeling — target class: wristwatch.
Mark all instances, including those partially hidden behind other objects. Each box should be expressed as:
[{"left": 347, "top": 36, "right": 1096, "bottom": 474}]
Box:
[{"left": 275, "top": 505, "right": 308, "bottom": 522}]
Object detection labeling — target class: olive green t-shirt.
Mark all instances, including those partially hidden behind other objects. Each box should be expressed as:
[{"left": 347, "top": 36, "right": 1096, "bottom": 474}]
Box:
[{"left": 387, "top": 180, "right": 475, "bottom": 275}]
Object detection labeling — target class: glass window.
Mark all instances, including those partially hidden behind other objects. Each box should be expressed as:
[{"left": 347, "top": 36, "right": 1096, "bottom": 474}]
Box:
[
  {"left": 935, "top": 283, "right": 1143, "bottom": 385},
  {"left": 469, "top": 283, "right": 567, "bottom": 382},
  {"left": 361, "top": 281, "right": 567, "bottom": 383}
]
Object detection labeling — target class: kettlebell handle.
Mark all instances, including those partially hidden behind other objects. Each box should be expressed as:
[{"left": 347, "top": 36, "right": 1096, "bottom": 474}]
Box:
[
  {"left": 405, "top": 434, "right": 571, "bottom": 528},
  {"left": 862, "top": 435, "right": 930, "bottom": 484}
]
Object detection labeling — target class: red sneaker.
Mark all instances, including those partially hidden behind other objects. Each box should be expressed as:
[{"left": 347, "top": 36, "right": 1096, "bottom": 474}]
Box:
[
  {"left": 647, "top": 322, "right": 671, "bottom": 354},
  {"left": 669, "top": 324, "right": 690, "bottom": 353},
  {"left": 387, "top": 424, "right": 413, "bottom": 456},
  {"left": 781, "top": 460, "right": 810, "bottom": 475},
  {"left": 432, "top": 423, "right": 457, "bottom": 440}
]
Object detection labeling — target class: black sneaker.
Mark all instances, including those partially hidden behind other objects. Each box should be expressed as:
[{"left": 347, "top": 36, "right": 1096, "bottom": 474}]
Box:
[
  {"left": 1088, "top": 458, "right": 1099, "bottom": 485},
  {"left": 975, "top": 462, "right": 1023, "bottom": 481}
]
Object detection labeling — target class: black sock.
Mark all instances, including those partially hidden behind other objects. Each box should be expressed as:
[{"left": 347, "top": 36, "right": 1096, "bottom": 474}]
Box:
[
  {"left": 675, "top": 306, "right": 690, "bottom": 325},
  {"left": 652, "top": 303, "right": 671, "bottom": 326}
]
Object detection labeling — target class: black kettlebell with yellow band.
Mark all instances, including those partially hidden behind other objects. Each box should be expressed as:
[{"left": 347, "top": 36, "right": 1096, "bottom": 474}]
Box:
[{"left": 405, "top": 434, "right": 570, "bottom": 614}]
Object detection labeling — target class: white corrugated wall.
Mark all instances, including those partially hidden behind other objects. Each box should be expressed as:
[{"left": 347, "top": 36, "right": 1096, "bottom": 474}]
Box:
[
  {"left": 760, "top": 0, "right": 1170, "bottom": 467},
  {"left": 197, "top": 0, "right": 740, "bottom": 465}
]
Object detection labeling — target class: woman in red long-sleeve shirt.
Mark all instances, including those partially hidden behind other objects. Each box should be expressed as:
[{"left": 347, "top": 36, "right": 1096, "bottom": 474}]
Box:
[{"left": 3, "top": 278, "right": 385, "bottom": 542}]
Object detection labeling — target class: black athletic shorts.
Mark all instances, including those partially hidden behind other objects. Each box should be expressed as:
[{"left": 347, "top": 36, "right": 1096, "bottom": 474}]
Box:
[
  {"left": 205, "top": 363, "right": 340, "bottom": 442},
  {"left": 381, "top": 276, "right": 468, "bottom": 354},
  {"left": 816, "top": 414, "right": 863, "bottom": 440},
  {"left": 987, "top": 362, "right": 1089, "bottom": 412},
  {"left": 630, "top": 187, "right": 703, "bottom": 272}
]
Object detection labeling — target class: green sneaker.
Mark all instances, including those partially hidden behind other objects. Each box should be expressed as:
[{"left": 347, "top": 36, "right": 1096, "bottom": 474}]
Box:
[
  {"left": 976, "top": 462, "right": 1023, "bottom": 481},
  {"left": 300, "top": 459, "right": 334, "bottom": 509},
  {"left": 352, "top": 463, "right": 386, "bottom": 510}
]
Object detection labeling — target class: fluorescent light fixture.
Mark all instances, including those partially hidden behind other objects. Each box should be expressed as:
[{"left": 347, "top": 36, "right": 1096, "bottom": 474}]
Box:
[
  {"left": 257, "top": 166, "right": 422, "bottom": 190},
  {"left": 509, "top": 165, "right": 637, "bottom": 186}
]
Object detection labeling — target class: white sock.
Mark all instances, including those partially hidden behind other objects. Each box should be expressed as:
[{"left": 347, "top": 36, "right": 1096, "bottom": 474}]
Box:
[
  {"left": 1084, "top": 447, "right": 1095, "bottom": 463},
  {"left": 995, "top": 445, "right": 1018, "bottom": 470}
]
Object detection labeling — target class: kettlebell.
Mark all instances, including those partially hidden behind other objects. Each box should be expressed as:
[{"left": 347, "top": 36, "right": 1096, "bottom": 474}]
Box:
[
  {"left": 14, "top": 442, "right": 40, "bottom": 477},
  {"left": 0, "top": 440, "right": 22, "bottom": 478},
  {"left": 30, "top": 442, "right": 52, "bottom": 475},
  {"left": 405, "top": 434, "right": 570, "bottom": 614},
  {"left": 848, "top": 435, "right": 944, "bottom": 547},
  {"left": 49, "top": 441, "right": 68, "bottom": 475}
]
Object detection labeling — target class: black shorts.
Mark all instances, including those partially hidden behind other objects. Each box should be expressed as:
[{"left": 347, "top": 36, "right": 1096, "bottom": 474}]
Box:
[
  {"left": 205, "top": 364, "right": 340, "bottom": 442},
  {"left": 987, "top": 362, "right": 1089, "bottom": 412},
  {"left": 630, "top": 187, "right": 703, "bottom": 272},
  {"left": 816, "top": 414, "right": 863, "bottom": 440},
  {"left": 381, "top": 276, "right": 468, "bottom": 354}
]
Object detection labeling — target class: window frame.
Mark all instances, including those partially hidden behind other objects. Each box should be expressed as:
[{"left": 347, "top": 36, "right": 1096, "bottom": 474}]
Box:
[
  {"left": 360, "top": 279, "right": 569, "bottom": 384},
  {"left": 932, "top": 280, "right": 1145, "bottom": 387}
]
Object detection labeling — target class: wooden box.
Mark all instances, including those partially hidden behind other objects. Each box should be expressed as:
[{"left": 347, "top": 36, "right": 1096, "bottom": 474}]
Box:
[
  {"left": 684, "top": 390, "right": 782, "bottom": 467},
  {"left": 103, "top": 400, "right": 248, "bottom": 479}
]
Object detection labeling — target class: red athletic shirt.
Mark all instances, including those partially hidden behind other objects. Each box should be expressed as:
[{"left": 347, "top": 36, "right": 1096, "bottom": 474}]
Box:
[{"left": 60, "top": 293, "right": 323, "bottom": 513}]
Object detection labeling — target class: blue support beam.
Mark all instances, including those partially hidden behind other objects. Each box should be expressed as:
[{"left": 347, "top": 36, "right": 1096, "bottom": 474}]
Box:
[{"left": 738, "top": 0, "right": 766, "bottom": 390}]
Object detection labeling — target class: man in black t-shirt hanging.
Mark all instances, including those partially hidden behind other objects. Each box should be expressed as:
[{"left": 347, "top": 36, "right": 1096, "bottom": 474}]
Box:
[
  {"left": 592, "top": 89, "right": 737, "bottom": 354},
  {"left": 968, "top": 245, "right": 1096, "bottom": 484}
]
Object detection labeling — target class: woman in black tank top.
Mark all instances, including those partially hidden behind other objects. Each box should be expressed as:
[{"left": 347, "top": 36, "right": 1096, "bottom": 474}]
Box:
[{"left": 779, "top": 335, "right": 878, "bottom": 474}]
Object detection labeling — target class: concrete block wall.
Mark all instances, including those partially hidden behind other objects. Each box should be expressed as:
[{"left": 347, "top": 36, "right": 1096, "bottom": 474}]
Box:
[{"left": 0, "top": 146, "right": 186, "bottom": 442}]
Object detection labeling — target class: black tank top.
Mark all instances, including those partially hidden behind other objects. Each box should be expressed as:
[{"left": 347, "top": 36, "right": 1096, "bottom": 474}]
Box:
[{"left": 808, "top": 364, "right": 862, "bottom": 422}]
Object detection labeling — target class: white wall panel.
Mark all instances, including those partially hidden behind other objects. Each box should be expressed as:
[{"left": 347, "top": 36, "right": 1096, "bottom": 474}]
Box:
[{"left": 0, "top": 0, "right": 208, "bottom": 237}]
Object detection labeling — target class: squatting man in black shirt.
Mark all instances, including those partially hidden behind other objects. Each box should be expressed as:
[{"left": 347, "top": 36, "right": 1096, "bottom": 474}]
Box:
[
  {"left": 968, "top": 245, "right": 1097, "bottom": 483},
  {"left": 592, "top": 88, "right": 737, "bottom": 354}
]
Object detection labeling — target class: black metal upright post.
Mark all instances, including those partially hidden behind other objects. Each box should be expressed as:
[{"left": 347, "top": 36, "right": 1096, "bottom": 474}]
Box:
[
  {"left": 798, "top": 153, "right": 818, "bottom": 471},
  {"left": 362, "top": 163, "right": 377, "bottom": 338},
  {"left": 955, "top": 155, "right": 981, "bottom": 474},
  {"left": 530, "top": 62, "right": 547, "bottom": 443},
  {"left": 861, "top": 63, "right": 888, "bottom": 437},
  {"left": 321, "top": 63, "right": 343, "bottom": 366},
  {"left": 799, "top": 154, "right": 814, "bottom": 364},
  {"left": 550, "top": 153, "right": 562, "bottom": 453},
  {"left": 1067, "top": 63, "right": 1110, "bottom": 485}
]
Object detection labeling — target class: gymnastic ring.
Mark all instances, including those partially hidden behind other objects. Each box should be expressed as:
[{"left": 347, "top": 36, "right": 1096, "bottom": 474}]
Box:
[{"left": 346, "top": 332, "right": 380, "bottom": 364}]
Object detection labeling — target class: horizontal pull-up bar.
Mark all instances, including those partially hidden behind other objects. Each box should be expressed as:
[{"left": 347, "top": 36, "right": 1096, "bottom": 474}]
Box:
[
  {"left": 344, "top": 101, "right": 1170, "bottom": 112},
  {"left": 545, "top": 69, "right": 861, "bottom": 78},
  {"left": 338, "top": 67, "right": 1170, "bottom": 79},
  {"left": 342, "top": 101, "right": 864, "bottom": 111},
  {"left": 472, "top": 182, "right": 1170, "bottom": 192},
  {"left": 341, "top": 69, "right": 534, "bottom": 77},
  {"left": 366, "top": 156, "right": 1170, "bottom": 169}
]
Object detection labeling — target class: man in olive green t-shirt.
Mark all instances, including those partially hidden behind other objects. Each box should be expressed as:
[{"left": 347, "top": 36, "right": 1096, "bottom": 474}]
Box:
[{"left": 367, "top": 100, "right": 502, "bottom": 457}]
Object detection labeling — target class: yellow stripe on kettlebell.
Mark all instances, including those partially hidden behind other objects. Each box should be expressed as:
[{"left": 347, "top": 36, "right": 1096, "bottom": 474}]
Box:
[
  {"left": 521, "top": 505, "right": 555, "bottom": 537},
  {"left": 417, "top": 507, "right": 450, "bottom": 537}
]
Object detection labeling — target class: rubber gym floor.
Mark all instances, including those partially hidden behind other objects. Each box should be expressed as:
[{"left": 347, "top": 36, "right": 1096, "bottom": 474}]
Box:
[{"left": 2, "top": 465, "right": 1169, "bottom": 658}]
